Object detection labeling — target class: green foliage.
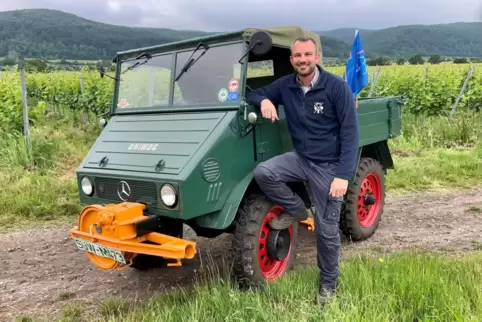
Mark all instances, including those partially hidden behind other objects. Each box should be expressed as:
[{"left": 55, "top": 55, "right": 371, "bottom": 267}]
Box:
[
  {"left": 367, "top": 56, "right": 392, "bottom": 66},
  {"left": 105, "top": 251, "right": 482, "bottom": 321},
  {"left": 408, "top": 54, "right": 425, "bottom": 65},
  {"left": 0, "top": 73, "right": 46, "bottom": 133},
  {"left": 428, "top": 54, "right": 442, "bottom": 64},
  {"left": 0, "top": 115, "right": 99, "bottom": 229},
  {"left": 329, "top": 63, "right": 482, "bottom": 116},
  {"left": 1, "top": 63, "right": 481, "bottom": 135},
  {"left": 454, "top": 57, "right": 469, "bottom": 64}
]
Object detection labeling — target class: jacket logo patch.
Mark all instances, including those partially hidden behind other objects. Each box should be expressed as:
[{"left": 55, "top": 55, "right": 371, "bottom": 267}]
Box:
[{"left": 313, "top": 102, "right": 324, "bottom": 114}]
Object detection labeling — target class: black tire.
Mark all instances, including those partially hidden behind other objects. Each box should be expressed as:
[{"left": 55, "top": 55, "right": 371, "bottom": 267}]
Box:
[
  {"left": 340, "top": 157, "right": 385, "bottom": 241},
  {"left": 232, "top": 192, "right": 299, "bottom": 288}
]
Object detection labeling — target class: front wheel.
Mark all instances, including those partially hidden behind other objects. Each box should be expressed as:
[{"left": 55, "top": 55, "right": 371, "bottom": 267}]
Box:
[
  {"left": 341, "top": 157, "right": 385, "bottom": 241},
  {"left": 232, "top": 193, "right": 298, "bottom": 288}
]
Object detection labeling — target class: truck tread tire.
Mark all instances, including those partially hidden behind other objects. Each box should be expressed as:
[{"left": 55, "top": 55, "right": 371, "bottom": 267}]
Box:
[
  {"left": 341, "top": 157, "right": 385, "bottom": 241},
  {"left": 232, "top": 192, "right": 298, "bottom": 288}
]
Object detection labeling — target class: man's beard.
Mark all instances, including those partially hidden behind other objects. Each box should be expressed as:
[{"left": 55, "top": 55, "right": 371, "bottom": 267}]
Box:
[{"left": 295, "top": 63, "right": 315, "bottom": 76}]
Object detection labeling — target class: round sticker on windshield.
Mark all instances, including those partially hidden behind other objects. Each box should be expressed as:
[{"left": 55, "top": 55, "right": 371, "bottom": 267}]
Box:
[
  {"left": 218, "top": 88, "right": 228, "bottom": 102},
  {"left": 228, "top": 78, "right": 239, "bottom": 92}
]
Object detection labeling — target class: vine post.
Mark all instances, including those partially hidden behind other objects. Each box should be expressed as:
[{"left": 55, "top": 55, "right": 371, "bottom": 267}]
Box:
[
  {"left": 80, "top": 71, "right": 88, "bottom": 125},
  {"left": 368, "top": 67, "right": 381, "bottom": 98},
  {"left": 449, "top": 64, "right": 474, "bottom": 120},
  {"left": 20, "top": 69, "right": 31, "bottom": 158}
]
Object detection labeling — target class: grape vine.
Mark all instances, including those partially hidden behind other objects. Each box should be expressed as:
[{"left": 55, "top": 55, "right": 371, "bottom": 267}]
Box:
[{"left": 0, "top": 63, "right": 481, "bottom": 133}]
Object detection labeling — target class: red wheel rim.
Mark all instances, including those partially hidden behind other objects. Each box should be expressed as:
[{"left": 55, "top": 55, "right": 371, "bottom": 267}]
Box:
[
  {"left": 257, "top": 205, "right": 292, "bottom": 280},
  {"left": 357, "top": 173, "right": 381, "bottom": 228}
]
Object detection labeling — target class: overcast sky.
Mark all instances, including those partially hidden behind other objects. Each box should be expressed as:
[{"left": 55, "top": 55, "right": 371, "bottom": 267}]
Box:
[{"left": 1, "top": 0, "right": 481, "bottom": 31}]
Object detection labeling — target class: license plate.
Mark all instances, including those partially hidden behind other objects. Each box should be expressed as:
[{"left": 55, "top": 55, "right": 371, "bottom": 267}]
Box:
[{"left": 73, "top": 238, "right": 126, "bottom": 264}]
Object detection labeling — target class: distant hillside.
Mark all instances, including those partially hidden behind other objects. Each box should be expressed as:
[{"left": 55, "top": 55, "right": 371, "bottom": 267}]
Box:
[
  {"left": 1, "top": 9, "right": 480, "bottom": 61},
  {"left": 0, "top": 9, "right": 350, "bottom": 61},
  {"left": 0, "top": 9, "right": 210, "bottom": 60},
  {"left": 319, "top": 23, "right": 482, "bottom": 58}
]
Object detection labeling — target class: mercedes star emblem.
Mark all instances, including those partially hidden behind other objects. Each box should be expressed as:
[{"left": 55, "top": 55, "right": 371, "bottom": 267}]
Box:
[{"left": 117, "top": 180, "right": 131, "bottom": 201}]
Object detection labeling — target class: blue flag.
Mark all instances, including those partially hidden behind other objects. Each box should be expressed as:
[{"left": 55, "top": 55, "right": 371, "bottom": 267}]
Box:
[{"left": 344, "top": 30, "right": 368, "bottom": 97}]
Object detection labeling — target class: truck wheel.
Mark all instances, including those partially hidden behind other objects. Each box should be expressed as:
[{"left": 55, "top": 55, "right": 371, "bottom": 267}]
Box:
[
  {"left": 232, "top": 193, "right": 298, "bottom": 288},
  {"left": 341, "top": 157, "right": 385, "bottom": 241}
]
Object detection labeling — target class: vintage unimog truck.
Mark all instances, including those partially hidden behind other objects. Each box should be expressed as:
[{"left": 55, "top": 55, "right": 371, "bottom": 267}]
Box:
[{"left": 70, "top": 26, "right": 401, "bottom": 286}]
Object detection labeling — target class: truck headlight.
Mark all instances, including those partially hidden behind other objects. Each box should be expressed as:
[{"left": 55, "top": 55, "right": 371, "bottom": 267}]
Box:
[
  {"left": 160, "top": 184, "right": 177, "bottom": 207},
  {"left": 81, "top": 176, "right": 94, "bottom": 196}
]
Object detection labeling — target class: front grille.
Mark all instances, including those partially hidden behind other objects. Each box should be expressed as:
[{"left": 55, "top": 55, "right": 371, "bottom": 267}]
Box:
[{"left": 95, "top": 177, "right": 158, "bottom": 204}]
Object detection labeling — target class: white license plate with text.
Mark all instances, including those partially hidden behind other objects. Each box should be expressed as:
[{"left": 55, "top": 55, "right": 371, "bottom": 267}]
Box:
[{"left": 74, "top": 238, "right": 126, "bottom": 264}]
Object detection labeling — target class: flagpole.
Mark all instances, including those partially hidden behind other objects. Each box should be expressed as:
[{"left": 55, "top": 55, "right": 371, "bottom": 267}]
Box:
[{"left": 355, "top": 29, "right": 359, "bottom": 108}]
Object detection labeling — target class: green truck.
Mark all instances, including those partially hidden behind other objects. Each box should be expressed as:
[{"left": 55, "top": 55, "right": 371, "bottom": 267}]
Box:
[{"left": 70, "top": 26, "right": 402, "bottom": 286}]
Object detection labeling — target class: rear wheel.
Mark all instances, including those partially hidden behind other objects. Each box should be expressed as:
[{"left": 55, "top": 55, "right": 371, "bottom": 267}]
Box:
[
  {"left": 232, "top": 193, "right": 298, "bottom": 288},
  {"left": 341, "top": 157, "right": 385, "bottom": 241}
]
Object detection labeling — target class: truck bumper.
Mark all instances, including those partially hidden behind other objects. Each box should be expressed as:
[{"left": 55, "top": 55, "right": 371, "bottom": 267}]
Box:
[{"left": 70, "top": 202, "right": 197, "bottom": 270}]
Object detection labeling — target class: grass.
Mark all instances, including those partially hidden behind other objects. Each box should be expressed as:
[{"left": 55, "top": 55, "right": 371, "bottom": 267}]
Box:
[
  {"left": 0, "top": 111, "right": 99, "bottom": 230},
  {"left": 76, "top": 251, "right": 482, "bottom": 321},
  {"left": 386, "top": 110, "right": 482, "bottom": 192}
]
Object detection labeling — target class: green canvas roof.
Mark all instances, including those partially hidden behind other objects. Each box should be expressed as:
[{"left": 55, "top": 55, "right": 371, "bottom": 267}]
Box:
[
  {"left": 114, "top": 26, "right": 323, "bottom": 61},
  {"left": 242, "top": 26, "right": 322, "bottom": 53}
]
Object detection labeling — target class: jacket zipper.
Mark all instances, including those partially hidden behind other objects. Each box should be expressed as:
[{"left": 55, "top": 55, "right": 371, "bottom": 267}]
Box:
[{"left": 299, "top": 90, "right": 306, "bottom": 154}]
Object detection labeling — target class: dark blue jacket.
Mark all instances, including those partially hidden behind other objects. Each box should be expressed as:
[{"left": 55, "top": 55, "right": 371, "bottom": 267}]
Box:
[{"left": 246, "top": 66, "right": 359, "bottom": 181}]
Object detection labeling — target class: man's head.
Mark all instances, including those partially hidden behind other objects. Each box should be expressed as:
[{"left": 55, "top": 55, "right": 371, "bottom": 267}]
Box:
[{"left": 290, "top": 37, "right": 320, "bottom": 77}]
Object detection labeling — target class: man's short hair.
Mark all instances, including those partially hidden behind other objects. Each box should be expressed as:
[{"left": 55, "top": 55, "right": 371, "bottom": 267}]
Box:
[{"left": 291, "top": 36, "right": 318, "bottom": 53}]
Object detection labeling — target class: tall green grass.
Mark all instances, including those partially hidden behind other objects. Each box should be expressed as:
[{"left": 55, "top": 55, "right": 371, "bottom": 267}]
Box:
[
  {"left": 385, "top": 110, "right": 482, "bottom": 192},
  {"left": 0, "top": 112, "right": 99, "bottom": 229},
  {"left": 93, "top": 251, "right": 482, "bottom": 321}
]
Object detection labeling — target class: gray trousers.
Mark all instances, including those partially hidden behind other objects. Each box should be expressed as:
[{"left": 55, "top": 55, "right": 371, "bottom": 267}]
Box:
[{"left": 253, "top": 151, "right": 342, "bottom": 290}]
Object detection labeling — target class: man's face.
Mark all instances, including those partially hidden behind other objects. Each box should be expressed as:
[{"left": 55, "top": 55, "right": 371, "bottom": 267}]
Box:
[{"left": 290, "top": 40, "right": 320, "bottom": 77}]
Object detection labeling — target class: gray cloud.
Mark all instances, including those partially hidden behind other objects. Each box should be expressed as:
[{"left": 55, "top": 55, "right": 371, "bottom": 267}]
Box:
[{"left": 1, "top": 0, "right": 481, "bottom": 31}]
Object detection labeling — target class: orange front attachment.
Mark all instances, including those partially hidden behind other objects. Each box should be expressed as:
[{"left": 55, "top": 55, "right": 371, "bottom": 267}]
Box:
[
  {"left": 70, "top": 202, "right": 197, "bottom": 270},
  {"left": 300, "top": 218, "right": 315, "bottom": 232}
]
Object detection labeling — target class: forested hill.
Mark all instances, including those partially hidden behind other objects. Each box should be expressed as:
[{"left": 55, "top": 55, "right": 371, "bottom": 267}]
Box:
[
  {"left": 0, "top": 9, "right": 352, "bottom": 60},
  {"left": 0, "top": 9, "right": 481, "bottom": 60},
  {"left": 0, "top": 9, "right": 209, "bottom": 60},
  {"left": 318, "top": 23, "right": 482, "bottom": 58}
]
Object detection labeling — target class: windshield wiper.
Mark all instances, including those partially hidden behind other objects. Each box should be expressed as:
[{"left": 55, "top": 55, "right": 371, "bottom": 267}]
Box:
[
  {"left": 122, "top": 52, "right": 153, "bottom": 74},
  {"left": 174, "top": 42, "right": 209, "bottom": 82},
  {"left": 97, "top": 52, "right": 152, "bottom": 81}
]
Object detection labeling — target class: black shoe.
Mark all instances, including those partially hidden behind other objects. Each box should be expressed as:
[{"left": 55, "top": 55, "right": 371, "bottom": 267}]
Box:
[
  {"left": 316, "top": 285, "right": 335, "bottom": 306},
  {"left": 269, "top": 208, "right": 311, "bottom": 230}
]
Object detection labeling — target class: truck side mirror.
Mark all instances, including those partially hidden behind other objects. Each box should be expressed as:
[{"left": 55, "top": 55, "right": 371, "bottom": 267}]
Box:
[{"left": 249, "top": 31, "right": 272, "bottom": 56}]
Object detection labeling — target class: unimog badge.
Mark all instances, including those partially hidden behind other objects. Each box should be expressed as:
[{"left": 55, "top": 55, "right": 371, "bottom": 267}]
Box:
[{"left": 128, "top": 143, "right": 159, "bottom": 151}]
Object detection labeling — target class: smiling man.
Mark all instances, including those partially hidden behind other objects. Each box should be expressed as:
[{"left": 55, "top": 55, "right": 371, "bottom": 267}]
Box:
[{"left": 246, "top": 36, "right": 359, "bottom": 305}]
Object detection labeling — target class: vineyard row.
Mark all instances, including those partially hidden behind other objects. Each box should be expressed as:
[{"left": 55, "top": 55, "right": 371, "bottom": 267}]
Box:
[{"left": 0, "top": 63, "right": 481, "bottom": 133}]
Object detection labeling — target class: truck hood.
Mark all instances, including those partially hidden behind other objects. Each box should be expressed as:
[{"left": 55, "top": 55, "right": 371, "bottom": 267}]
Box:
[{"left": 83, "top": 111, "right": 227, "bottom": 175}]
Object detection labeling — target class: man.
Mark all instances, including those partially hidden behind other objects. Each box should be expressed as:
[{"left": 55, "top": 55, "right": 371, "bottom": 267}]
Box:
[{"left": 245, "top": 36, "right": 359, "bottom": 305}]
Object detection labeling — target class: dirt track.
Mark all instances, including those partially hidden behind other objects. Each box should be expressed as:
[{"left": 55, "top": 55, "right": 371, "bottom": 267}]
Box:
[{"left": 2, "top": 186, "right": 482, "bottom": 321}]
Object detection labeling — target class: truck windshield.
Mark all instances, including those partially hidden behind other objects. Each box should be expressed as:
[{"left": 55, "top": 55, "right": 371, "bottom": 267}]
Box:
[{"left": 116, "top": 42, "right": 245, "bottom": 110}]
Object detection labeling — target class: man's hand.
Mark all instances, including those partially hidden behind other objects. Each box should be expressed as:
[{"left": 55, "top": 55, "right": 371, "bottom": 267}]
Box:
[
  {"left": 330, "top": 178, "right": 348, "bottom": 197},
  {"left": 261, "top": 99, "right": 279, "bottom": 122}
]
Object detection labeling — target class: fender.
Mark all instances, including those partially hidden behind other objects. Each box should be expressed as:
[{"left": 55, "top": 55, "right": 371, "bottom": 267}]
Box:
[{"left": 194, "top": 171, "right": 254, "bottom": 230}]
